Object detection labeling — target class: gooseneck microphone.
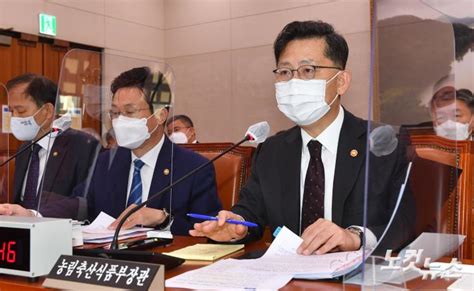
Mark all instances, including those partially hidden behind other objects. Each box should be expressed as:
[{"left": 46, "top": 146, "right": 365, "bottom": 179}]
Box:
[
  {"left": 0, "top": 127, "right": 62, "bottom": 167},
  {"left": 110, "top": 121, "right": 270, "bottom": 250}
]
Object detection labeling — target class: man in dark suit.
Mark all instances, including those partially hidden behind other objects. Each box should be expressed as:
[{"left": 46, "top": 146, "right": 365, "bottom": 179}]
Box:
[
  {"left": 166, "top": 114, "right": 198, "bottom": 144},
  {"left": 0, "top": 74, "right": 99, "bottom": 217},
  {"left": 87, "top": 67, "right": 221, "bottom": 235},
  {"left": 191, "top": 20, "right": 415, "bottom": 254}
]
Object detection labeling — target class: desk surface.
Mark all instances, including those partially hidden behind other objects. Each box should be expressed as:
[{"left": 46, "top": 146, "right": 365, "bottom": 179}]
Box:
[{"left": 0, "top": 236, "right": 462, "bottom": 290}]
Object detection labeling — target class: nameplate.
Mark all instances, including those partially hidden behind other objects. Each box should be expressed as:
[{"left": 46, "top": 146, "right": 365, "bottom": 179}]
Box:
[{"left": 43, "top": 255, "right": 164, "bottom": 290}]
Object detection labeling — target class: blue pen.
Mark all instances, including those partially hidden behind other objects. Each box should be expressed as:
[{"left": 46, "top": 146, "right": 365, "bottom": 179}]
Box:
[{"left": 187, "top": 213, "right": 258, "bottom": 228}]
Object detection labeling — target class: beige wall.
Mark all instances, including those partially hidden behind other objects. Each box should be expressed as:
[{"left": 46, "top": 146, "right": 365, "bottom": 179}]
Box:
[
  {"left": 0, "top": 0, "right": 371, "bottom": 142},
  {"left": 0, "top": 0, "right": 165, "bottom": 59},
  {"left": 164, "top": 0, "right": 371, "bottom": 142}
]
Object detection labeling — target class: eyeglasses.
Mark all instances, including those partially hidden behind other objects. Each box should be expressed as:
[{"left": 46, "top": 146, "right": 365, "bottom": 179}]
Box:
[
  {"left": 108, "top": 108, "right": 150, "bottom": 119},
  {"left": 273, "top": 64, "right": 342, "bottom": 82}
]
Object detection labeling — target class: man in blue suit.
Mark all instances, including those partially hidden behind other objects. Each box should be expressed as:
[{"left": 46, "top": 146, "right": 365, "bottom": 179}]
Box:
[{"left": 88, "top": 67, "right": 222, "bottom": 235}]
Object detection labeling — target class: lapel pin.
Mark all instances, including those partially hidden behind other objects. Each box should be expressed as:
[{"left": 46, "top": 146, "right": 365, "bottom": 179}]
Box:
[
  {"left": 53, "top": 151, "right": 59, "bottom": 157},
  {"left": 163, "top": 168, "right": 170, "bottom": 176},
  {"left": 350, "top": 149, "right": 358, "bottom": 158}
]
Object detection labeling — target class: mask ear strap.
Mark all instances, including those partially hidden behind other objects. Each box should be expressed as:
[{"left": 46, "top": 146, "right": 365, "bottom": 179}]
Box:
[
  {"left": 32, "top": 104, "right": 46, "bottom": 117},
  {"left": 148, "top": 122, "right": 159, "bottom": 135},
  {"left": 145, "top": 108, "right": 164, "bottom": 136},
  {"left": 327, "top": 70, "right": 342, "bottom": 84},
  {"left": 147, "top": 107, "right": 167, "bottom": 123},
  {"left": 35, "top": 104, "right": 51, "bottom": 131},
  {"left": 328, "top": 94, "right": 339, "bottom": 107}
]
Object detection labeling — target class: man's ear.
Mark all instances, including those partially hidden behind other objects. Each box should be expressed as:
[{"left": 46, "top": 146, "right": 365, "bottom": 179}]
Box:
[
  {"left": 43, "top": 103, "right": 55, "bottom": 120},
  {"left": 336, "top": 70, "right": 351, "bottom": 96},
  {"left": 154, "top": 107, "right": 169, "bottom": 125},
  {"left": 188, "top": 127, "right": 196, "bottom": 138}
]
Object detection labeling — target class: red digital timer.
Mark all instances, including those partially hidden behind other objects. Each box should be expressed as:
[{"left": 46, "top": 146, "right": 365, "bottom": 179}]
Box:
[
  {"left": 0, "top": 241, "right": 16, "bottom": 263},
  {"left": 0, "top": 227, "right": 30, "bottom": 271},
  {"left": 0, "top": 217, "right": 72, "bottom": 278}
]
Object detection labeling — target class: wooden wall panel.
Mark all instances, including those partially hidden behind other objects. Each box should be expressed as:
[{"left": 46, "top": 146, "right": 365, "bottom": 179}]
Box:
[
  {"left": 43, "top": 41, "right": 69, "bottom": 83},
  {"left": 1, "top": 34, "right": 103, "bottom": 204}
]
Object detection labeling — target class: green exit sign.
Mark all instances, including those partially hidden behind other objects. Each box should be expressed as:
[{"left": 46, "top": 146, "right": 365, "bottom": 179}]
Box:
[{"left": 39, "top": 13, "right": 57, "bottom": 36}]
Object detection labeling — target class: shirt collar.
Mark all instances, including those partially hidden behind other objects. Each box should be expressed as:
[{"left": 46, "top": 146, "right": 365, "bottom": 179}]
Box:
[
  {"left": 36, "top": 134, "right": 57, "bottom": 151},
  {"left": 301, "top": 106, "right": 344, "bottom": 155},
  {"left": 131, "top": 134, "right": 165, "bottom": 167}
]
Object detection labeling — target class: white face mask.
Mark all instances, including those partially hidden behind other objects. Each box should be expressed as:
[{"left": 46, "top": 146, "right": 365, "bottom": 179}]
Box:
[
  {"left": 10, "top": 106, "right": 44, "bottom": 141},
  {"left": 169, "top": 131, "right": 188, "bottom": 144},
  {"left": 275, "top": 71, "right": 341, "bottom": 126},
  {"left": 112, "top": 114, "right": 158, "bottom": 149},
  {"left": 434, "top": 119, "right": 471, "bottom": 140}
]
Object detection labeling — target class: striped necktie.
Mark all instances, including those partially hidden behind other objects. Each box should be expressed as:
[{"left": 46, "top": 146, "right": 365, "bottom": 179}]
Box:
[{"left": 127, "top": 159, "right": 145, "bottom": 207}]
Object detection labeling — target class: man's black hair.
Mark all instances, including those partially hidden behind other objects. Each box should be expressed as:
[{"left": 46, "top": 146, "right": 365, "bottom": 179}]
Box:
[
  {"left": 166, "top": 114, "right": 194, "bottom": 127},
  {"left": 6, "top": 73, "right": 57, "bottom": 107},
  {"left": 273, "top": 20, "right": 349, "bottom": 69},
  {"left": 110, "top": 67, "right": 169, "bottom": 113},
  {"left": 457, "top": 89, "right": 474, "bottom": 112},
  {"left": 431, "top": 87, "right": 474, "bottom": 112},
  {"left": 452, "top": 23, "right": 474, "bottom": 61}
]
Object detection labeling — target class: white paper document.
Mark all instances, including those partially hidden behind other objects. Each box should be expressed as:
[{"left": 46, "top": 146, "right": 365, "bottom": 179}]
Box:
[
  {"left": 260, "top": 226, "right": 364, "bottom": 279},
  {"left": 166, "top": 226, "right": 365, "bottom": 290},
  {"left": 166, "top": 259, "right": 293, "bottom": 290},
  {"left": 447, "top": 274, "right": 474, "bottom": 290},
  {"left": 147, "top": 230, "right": 173, "bottom": 239},
  {"left": 82, "top": 211, "right": 153, "bottom": 243}
]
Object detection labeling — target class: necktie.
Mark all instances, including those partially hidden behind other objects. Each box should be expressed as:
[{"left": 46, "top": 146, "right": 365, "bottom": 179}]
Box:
[
  {"left": 301, "top": 140, "right": 325, "bottom": 232},
  {"left": 127, "top": 159, "right": 145, "bottom": 207},
  {"left": 22, "top": 144, "right": 42, "bottom": 209}
]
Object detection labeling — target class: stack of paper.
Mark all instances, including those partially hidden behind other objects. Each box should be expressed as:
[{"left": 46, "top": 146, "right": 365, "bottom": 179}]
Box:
[
  {"left": 164, "top": 244, "right": 244, "bottom": 261},
  {"left": 166, "top": 226, "right": 365, "bottom": 290},
  {"left": 72, "top": 220, "right": 84, "bottom": 247},
  {"left": 259, "top": 226, "right": 364, "bottom": 279},
  {"left": 82, "top": 212, "right": 153, "bottom": 244}
]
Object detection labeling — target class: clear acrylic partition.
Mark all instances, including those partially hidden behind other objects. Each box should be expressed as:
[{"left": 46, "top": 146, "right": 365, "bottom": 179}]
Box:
[
  {"left": 36, "top": 49, "right": 176, "bottom": 223},
  {"left": 0, "top": 84, "right": 9, "bottom": 202},
  {"left": 343, "top": 0, "right": 472, "bottom": 289}
]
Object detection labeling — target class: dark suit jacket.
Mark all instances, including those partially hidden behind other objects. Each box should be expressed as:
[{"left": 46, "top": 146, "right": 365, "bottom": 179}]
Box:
[
  {"left": 232, "top": 109, "right": 416, "bottom": 251},
  {"left": 86, "top": 136, "right": 222, "bottom": 235},
  {"left": 13, "top": 128, "right": 100, "bottom": 216}
]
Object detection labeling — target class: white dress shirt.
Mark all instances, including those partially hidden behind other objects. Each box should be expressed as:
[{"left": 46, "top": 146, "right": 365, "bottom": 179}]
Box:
[
  {"left": 299, "top": 106, "right": 376, "bottom": 248},
  {"left": 20, "top": 135, "right": 56, "bottom": 201},
  {"left": 126, "top": 134, "right": 165, "bottom": 205}
]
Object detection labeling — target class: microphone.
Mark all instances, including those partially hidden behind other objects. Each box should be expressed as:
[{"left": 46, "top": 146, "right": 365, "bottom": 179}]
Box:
[
  {"left": 110, "top": 121, "right": 270, "bottom": 250},
  {"left": 245, "top": 121, "right": 270, "bottom": 143},
  {"left": 0, "top": 127, "right": 62, "bottom": 167},
  {"left": 369, "top": 124, "right": 398, "bottom": 157}
]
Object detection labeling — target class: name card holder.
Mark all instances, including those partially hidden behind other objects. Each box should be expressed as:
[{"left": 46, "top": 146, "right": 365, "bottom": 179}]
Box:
[{"left": 43, "top": 255, "right": 164, "bottom": 291}]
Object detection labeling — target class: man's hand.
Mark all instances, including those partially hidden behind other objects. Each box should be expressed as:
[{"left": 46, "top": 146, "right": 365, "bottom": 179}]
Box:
[
  {"left": 108, "top": 205, "right": 167, "bottom": 230},
  {"left": 297, "top": 218, "right": 360, "bottom": 255},
  {"left": 0, "top": 204, "right": 35, "bottom": 217},
  {"left": 189, "top": 210, "right": 248, "bottom": 242}
]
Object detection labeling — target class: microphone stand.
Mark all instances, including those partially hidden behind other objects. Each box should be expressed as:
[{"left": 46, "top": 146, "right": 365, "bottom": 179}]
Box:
[
  {"left": 110, "top": 135, "right": 251, "bottom": 250},
  {"left": 0, "top": 128, "right": 61, "bottom": 167}
]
